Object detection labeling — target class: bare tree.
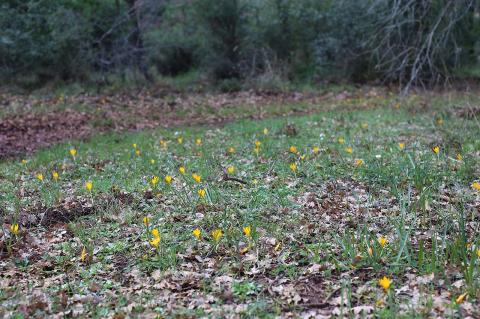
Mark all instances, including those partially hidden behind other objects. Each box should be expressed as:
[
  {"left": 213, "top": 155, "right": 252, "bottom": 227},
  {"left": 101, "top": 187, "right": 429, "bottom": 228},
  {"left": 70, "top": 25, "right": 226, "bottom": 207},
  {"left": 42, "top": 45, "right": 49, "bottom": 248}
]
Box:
[{"left": 369, "top": 0, "right": 475, "bottom": 92}]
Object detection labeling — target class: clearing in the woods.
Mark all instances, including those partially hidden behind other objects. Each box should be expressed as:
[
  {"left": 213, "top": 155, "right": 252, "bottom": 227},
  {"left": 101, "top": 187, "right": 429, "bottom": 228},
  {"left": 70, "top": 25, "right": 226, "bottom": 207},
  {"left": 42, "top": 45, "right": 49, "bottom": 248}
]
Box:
[{"left": 1, "top": 87, "right": 480, "bottom": 318}]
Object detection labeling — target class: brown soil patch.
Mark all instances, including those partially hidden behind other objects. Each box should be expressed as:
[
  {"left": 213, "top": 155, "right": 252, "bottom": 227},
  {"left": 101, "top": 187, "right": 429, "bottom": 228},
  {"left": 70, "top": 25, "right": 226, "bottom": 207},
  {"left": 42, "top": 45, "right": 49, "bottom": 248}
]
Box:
[
  {"left": 4, "top": 198, "right": 95, "bottom": 228},
  {"left": 0, "top": 110, "right": 91, "bottom": 157}
]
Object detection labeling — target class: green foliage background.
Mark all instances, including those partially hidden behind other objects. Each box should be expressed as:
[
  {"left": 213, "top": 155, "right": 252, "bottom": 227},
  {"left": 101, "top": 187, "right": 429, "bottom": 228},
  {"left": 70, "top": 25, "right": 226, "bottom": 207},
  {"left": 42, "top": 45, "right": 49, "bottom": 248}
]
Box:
[{"left": 1, "top": 0, "right": 478, "bottom": 88}]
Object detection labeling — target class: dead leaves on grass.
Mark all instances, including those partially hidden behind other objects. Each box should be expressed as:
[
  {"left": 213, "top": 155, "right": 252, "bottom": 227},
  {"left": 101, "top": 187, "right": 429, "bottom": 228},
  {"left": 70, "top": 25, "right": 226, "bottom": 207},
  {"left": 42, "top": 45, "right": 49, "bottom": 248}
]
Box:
[
  {"left": 0, "top": 87, "right": 390, "bottom": 158},
  {"left": 0, "top": 110, "right": 91, "bottom": 158}
]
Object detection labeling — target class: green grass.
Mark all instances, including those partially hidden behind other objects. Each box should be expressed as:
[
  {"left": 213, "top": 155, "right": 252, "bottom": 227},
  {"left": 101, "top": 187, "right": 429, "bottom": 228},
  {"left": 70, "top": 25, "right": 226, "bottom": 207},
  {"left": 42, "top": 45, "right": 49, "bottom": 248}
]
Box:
[{"left": 1, "top": 100, "right": 480, "bottom": 317}]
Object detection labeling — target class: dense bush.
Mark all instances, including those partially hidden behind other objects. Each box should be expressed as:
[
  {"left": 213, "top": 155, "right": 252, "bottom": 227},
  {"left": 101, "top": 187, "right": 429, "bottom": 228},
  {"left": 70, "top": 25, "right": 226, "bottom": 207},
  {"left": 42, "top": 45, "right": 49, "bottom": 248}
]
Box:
[
  {"left": 313, "top": 1, "right": 375, "bottom": 82},
  {"left": 0, "top": 1, "right": 92, "bottom": 82},
  {"left": 0, "top": 0, "right": 478, "bottom": 89}
]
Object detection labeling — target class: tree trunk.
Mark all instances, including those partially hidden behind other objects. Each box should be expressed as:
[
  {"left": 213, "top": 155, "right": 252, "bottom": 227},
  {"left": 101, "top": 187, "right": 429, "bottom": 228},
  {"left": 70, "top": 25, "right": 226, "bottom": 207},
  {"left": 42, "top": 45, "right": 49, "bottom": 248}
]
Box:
[{"left": 124, "top": 0, "right": 152, "bottom": 81}]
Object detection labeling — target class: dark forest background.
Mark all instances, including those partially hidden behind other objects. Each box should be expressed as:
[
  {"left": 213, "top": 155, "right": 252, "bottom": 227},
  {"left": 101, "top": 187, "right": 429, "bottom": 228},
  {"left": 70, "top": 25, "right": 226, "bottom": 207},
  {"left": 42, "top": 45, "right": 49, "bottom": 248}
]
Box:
[{"left": 1, "top": 0, "right": 479, "bottom": 91}]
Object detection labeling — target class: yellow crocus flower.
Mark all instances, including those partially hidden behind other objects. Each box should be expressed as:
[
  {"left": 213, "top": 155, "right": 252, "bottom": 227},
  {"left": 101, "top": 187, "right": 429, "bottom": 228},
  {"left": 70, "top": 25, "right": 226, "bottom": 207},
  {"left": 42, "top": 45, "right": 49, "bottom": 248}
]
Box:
[
  {"left": 193, "top": 228, "right": 201, "bottom": 239},
  {"left": 192, "top": 173, "right": 202, "bottom": 183},
  {"left": 10, "top": 223, "right": 19, "bottom": 235},
  {"left": 378, "top": 276, "right": 391, "bottom": 291},
  {"left": 211, "top": 229, "right": 223, "bottom": 242},
  {"left": 456, "top": 292, "right": 467, "bottom": 304},
  {"left": 143, "top": 216, "right": 150, "bottom": 226},
  {"left": 80, "top": 247, "right": 88, "bottom": 262},
  {"left": 289, "top": 163, "right": 297, "bottom": 172},
  {"left": 378, "top": 236, "right": 387, "bottom": 248},
  {"left": 149, "top": 236, "right": 160, "bottom": 248}
]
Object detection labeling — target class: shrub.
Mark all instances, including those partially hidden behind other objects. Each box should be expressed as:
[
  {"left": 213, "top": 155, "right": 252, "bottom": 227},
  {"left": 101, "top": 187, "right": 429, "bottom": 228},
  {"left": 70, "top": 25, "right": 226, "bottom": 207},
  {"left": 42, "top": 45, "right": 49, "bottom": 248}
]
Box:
[{"left": 0, "top": 1, "right": 92, "bottom": 83}]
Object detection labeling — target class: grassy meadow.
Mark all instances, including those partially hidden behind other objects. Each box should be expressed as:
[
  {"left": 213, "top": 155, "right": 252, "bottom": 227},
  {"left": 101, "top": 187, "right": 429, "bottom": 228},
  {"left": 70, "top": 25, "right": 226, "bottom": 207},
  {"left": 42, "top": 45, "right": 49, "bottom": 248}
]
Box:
[{"left": 1, "top": 92, "right": 480, "bottom": 318}]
